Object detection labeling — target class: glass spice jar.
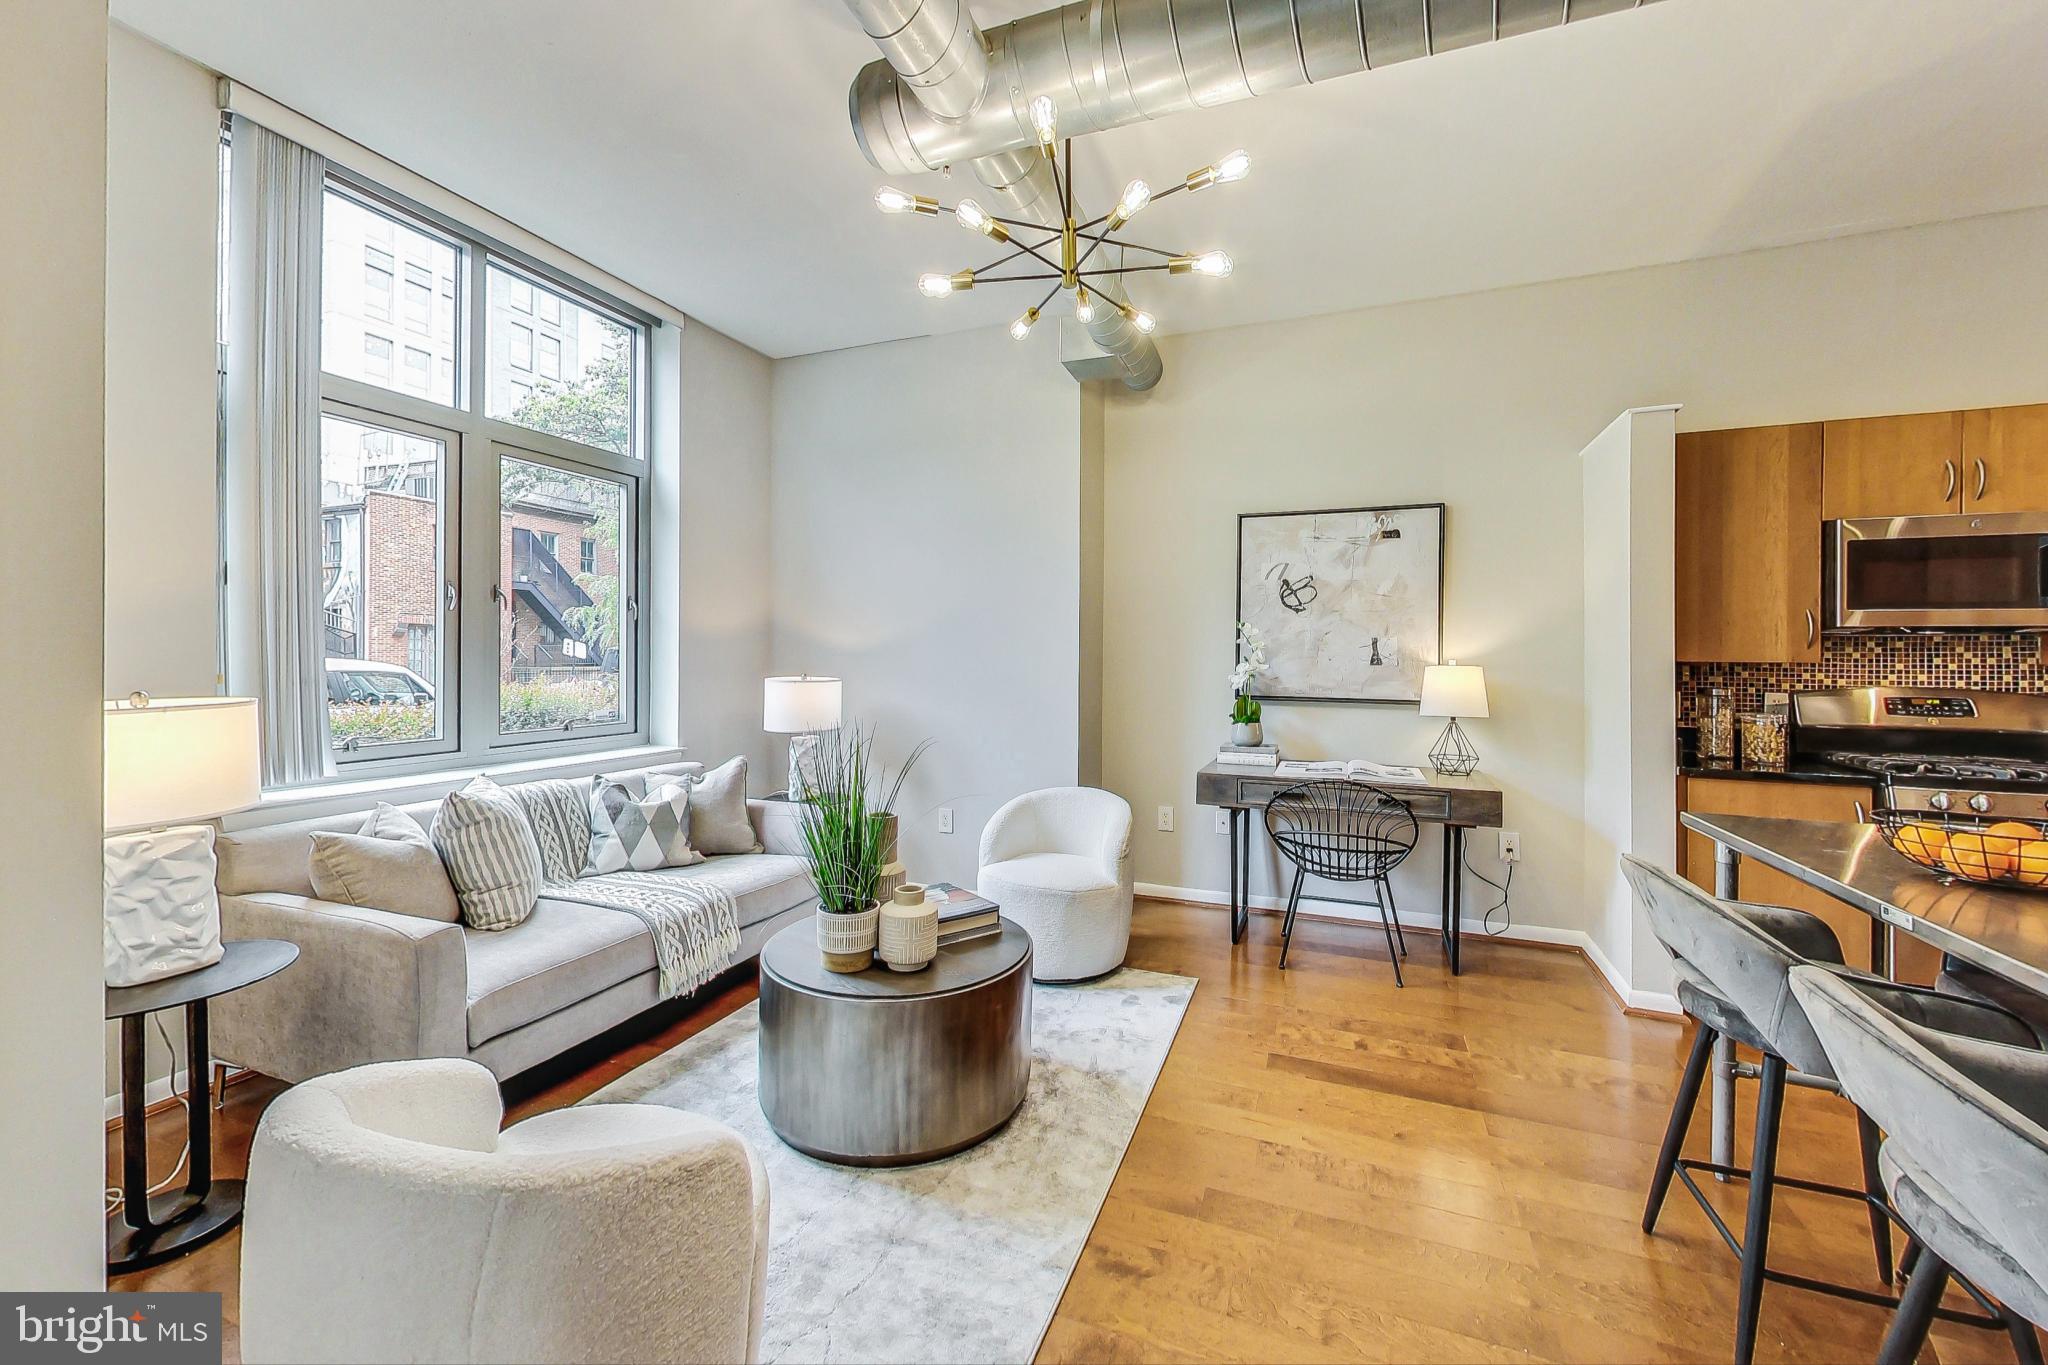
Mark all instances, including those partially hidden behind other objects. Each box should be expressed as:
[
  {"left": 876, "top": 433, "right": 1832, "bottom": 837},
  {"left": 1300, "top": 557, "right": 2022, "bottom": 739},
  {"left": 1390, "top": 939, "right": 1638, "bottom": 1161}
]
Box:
[
  {"left": 1700, "top": 688, "right": 1735, "bottom": 762},
  {"left": 1740, "top": 711, "right": 1788, "bottom": 771}
]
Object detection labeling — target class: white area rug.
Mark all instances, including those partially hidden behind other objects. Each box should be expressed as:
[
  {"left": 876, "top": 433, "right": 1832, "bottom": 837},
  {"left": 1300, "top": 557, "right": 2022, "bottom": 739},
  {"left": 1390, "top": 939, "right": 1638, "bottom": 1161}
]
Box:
[{"left": 586, "top": 967, "right": 1195, "bottom": 1364}]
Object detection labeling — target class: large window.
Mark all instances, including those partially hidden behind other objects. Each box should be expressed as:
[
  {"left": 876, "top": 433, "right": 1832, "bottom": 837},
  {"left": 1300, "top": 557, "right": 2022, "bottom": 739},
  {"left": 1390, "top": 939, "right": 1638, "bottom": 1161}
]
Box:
[{"left": 308, "top": 175, "right": 650, "bottom": 776}]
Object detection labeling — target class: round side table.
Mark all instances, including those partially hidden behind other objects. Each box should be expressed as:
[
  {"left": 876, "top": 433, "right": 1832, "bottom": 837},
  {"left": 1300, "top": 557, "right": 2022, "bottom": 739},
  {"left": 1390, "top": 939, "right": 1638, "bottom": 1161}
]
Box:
[
  {"left": 105, "top": 937, "right": 297, "bottom": 1273},
  {"left": 757, "top": 918, "right": 1032, "bottom": 1166}
]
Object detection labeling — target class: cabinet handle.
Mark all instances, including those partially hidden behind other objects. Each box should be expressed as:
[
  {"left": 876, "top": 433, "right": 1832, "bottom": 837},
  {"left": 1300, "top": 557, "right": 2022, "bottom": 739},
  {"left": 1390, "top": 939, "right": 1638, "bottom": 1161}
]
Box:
[
  {"left": 1975, "top": 457, "right": 1988, "bottom": 501},
  {"left": 1805, "top": 608, "right": 1817, "bottom": 648},
  {"left": 1943, "top": 458, "right": 1958, "bottom": 503}
]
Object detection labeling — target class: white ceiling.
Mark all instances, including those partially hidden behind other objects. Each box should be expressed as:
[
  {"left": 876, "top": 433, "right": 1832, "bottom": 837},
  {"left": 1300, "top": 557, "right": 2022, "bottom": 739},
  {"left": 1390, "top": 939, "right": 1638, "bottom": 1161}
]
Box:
[{"left": 117, "top": 0, "right": 2048, "bottom": 360}]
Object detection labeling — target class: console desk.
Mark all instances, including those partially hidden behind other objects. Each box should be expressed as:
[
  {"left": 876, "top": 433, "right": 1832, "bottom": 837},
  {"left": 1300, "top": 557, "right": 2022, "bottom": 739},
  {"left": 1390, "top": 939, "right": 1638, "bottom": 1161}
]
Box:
[{"left": 1195, "top": 764, "right": 1505, "bottom": 974}]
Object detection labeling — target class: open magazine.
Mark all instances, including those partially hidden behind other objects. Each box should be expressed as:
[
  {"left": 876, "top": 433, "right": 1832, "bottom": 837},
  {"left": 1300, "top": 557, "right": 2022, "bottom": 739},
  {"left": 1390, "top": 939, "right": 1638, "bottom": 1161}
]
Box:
[{"left": 1272, "top": 758, "right": 1427, "bottom": 785}]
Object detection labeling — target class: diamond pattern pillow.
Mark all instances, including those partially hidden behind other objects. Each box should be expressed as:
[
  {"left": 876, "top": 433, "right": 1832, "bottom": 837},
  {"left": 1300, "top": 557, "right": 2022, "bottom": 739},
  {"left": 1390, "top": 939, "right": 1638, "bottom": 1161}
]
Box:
[{"left": 586, "top": 777, "right": 703, "bottom": 875}]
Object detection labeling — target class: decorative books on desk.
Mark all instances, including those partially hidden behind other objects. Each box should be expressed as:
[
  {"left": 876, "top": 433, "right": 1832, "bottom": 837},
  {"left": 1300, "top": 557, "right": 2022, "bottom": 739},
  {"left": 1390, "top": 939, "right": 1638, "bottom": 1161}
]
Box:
[
  {"left": 1273, "top": 758, "right": 1427, "bottom": 785},
  {"left": 1215, "top": 744, "right": 1280, "bottom": 767},
  {"left": 925, "top": 881, "right": 1001, "bottom": 947}
]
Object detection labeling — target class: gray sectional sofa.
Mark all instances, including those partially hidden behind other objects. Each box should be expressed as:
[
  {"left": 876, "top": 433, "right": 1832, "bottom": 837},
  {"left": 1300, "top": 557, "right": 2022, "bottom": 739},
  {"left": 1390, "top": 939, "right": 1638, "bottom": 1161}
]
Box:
[{"left": 211, "top": 762, "right": 834, "bottom": 1082}]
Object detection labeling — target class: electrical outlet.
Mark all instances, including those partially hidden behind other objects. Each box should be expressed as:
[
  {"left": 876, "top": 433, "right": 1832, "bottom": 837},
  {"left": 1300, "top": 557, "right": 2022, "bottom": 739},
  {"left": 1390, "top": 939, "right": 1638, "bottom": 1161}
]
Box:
[
  {"left": 937, "top": 807, "right": 954, "bottom": 834},
  {"left": 1214, "top": 808, "right": 1231, "bottom": 834},
  {"left": 1156, "top": 805, "right": 1175, "bottom": 833},
  {"left": 1499, "top": 831, "right": 1522, "bottom": 863}
]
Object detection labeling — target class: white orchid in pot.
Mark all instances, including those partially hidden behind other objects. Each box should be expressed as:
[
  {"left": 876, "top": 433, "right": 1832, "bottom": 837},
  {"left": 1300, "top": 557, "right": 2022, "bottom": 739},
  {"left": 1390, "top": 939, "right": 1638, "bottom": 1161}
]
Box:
[{"left": 1229, "top": 621, "right": 1269, "bottom": 747}]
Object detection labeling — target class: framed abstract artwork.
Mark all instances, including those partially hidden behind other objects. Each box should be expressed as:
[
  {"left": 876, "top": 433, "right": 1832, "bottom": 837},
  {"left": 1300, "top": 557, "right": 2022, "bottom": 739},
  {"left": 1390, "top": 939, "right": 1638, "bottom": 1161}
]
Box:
[{"left": 1235, "top": 503, "right": 1445, "bottom": 704}]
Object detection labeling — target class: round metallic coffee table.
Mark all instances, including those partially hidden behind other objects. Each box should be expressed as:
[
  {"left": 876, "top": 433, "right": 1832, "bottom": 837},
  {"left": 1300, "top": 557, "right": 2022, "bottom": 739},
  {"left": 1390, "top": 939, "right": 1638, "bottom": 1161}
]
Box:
[{"left": 757, "top": 917, "right": 1032, "bottom": 1166}]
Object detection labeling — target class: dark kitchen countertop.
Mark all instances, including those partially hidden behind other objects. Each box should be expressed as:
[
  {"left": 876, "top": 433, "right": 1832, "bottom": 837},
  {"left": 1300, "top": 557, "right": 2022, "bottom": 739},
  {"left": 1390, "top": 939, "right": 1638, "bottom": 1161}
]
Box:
[
  {"left": 1678, "top": 759, "right": 1874, "bottom": 788},
  {"left": 1677, "top": 731, "right": 1874, "bottom": 788}
]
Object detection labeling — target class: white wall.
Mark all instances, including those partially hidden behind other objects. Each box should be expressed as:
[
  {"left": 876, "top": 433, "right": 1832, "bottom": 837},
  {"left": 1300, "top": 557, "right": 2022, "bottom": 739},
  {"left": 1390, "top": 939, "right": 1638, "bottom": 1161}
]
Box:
[
  {"left": 1581, "top": 407, "right": 1679, "bottom": 1008},
  {"left": 1, "top": 0, "right": 110, "bottom": 1290},
  {"left": 677, "top": 320, "right": 775, "bottom": 783},
  {"left": 1101, "top": 203, "right": 2048, "bottom": 975},
  {"left": 106, "top": 23, "right": 222, "bottom": 699},
  {"left": 769, "top": 327, "right": 1090, "bottom": 888}
]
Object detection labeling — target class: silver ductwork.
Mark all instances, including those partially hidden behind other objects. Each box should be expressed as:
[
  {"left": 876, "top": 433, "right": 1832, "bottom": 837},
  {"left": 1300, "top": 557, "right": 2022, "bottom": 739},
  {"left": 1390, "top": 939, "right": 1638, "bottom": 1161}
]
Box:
[
  {"left": 844, "top": 0, "right": 990, "bottom": 122},
  {"left": 852, "top": 0, "right": 1662, "bottom": 175}
]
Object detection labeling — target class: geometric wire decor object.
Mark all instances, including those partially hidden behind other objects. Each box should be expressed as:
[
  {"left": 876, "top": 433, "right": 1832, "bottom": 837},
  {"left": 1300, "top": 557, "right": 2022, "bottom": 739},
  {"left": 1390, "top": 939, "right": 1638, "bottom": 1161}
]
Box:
[
  {"left": 1427, "top": 716, "right": 1481, "bottom": 777},
  {"left": 877, "top": 96, "right": 1245, "bottom": 343}
]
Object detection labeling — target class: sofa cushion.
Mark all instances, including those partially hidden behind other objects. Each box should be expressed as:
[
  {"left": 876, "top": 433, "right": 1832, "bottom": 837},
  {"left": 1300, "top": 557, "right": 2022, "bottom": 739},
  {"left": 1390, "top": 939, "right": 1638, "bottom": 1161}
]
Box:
[
  {"left": 465, "top": 899, "right": 653, "bottom": 1047},
  {"left": 309, "top": 805, "right": 461, "bottom": 923},
  {"left": 634, "top": 853, "right": 813, "bottom": 926},
  {"left": 463, "top": 853, "right": 815, "bottom": 1046},
  {"left": 433, "top": 776, "right": 544, "bottom": 931}
]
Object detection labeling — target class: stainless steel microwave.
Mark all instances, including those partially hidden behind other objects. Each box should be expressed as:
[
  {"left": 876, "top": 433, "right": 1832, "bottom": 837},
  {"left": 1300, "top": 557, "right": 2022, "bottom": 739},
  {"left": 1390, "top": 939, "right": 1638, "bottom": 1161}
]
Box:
[{"left": 1826, "top": 513, "right": 2048, "bottom": 630}]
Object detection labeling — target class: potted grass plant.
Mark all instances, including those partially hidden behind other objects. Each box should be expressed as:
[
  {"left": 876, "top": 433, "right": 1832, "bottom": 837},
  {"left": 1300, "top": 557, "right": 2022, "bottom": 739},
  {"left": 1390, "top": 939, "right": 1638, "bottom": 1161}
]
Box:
[{"left": 797, "top": 724, "right": 931, "bottom": 972}]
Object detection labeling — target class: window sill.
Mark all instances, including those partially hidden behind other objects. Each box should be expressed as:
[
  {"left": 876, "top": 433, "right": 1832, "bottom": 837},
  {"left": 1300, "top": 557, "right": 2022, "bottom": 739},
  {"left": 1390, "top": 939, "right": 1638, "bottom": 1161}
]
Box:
[{"left": 227, "top": 743, "right": 687, "bottom": 830}]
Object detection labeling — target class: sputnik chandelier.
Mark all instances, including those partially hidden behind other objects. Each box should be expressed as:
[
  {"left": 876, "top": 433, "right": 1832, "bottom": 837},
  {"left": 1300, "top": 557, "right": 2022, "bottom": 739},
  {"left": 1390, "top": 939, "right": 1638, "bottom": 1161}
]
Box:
[{"left": 875, "top": 95, "right": 1246, "bottom": 342}]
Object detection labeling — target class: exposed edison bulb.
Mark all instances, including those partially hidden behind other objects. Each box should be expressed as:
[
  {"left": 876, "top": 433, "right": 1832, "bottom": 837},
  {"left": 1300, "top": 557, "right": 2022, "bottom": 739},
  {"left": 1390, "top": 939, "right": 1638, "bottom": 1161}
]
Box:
[
  {"left": 1187, "top": 148, "right": 1252, "bottom": 192},
  {"left": 1130, "top": 309, "right": 1157, "bottom": 334},
  {"left": 1009, "top": 307, "right": 1040, "bottom": 341},
  {"left": 1106, "top": 179, "right": 1151, "bottom": 230},
  {"left": 875, "top": 186, "right": 915, "bottom": 214},
  {"left": 1029, "top": 95, "right": 1058, "bottom": 148},
  {"left": 1192, "top": 250, "right": 1233, "bottom": 277},
  {"left": 1073, "top": 286, "right": 1096, "bottom": 324},
  {"left": 954, "top": 198, "right": 1009, "bottom": 242},
  {"left": 918, "top": 273, "right": 954, "bottom": 299}
]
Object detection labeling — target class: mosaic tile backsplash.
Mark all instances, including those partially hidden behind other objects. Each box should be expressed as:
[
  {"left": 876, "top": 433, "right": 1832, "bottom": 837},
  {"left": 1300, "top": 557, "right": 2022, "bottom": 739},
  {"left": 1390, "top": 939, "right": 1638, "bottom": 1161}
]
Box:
[{"left": 1676, "top": 634, "right": 2048, "bottom": 721}]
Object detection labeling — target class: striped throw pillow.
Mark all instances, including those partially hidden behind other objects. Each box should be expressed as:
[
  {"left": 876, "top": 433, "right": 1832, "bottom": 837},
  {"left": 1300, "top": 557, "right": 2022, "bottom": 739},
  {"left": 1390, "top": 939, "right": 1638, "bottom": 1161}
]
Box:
[
  {"left": 586, "top": 777, "right": 702, "bottom": 875},
  {"left": 431, "top": 776, "right": 543, "bottom": 930}
]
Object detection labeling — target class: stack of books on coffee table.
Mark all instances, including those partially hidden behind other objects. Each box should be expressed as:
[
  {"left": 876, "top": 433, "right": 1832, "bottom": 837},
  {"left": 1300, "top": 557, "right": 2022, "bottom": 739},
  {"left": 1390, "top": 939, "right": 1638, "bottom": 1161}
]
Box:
[
  {"left": 925, "top": 882, "right": 1001, "bottom": 948},
  {"left": 1215, "top": 743, "right": 1279, "bottom": 767}
]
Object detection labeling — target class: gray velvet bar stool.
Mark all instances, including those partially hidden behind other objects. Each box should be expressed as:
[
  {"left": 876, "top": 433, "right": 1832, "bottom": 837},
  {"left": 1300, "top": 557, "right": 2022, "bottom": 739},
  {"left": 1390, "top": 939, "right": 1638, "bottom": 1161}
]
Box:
[
  {"left": 1790, "top": 965, "right": 2048, "bottom": 1365},
  {"left": 1620, "top": 857, "right": 2040, "bottom": 1364}
]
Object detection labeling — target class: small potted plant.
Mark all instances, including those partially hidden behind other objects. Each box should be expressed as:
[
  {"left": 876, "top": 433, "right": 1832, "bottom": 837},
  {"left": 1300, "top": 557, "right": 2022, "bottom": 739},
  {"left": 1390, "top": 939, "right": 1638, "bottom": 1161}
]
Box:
[
  {"left": 1229, "top": 621, "right": 1268, "bottom": 746},
  {"left": 796, "top": 724, "right": 930, "bottom": 972}
]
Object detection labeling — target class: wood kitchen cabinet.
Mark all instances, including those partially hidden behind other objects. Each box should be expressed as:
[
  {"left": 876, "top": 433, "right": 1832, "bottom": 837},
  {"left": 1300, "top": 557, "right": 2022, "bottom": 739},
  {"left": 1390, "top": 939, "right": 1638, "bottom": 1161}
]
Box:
[
  {"left": 1675, "top": 424, "right": 1823, "bottom": 663},
  {"left": 1821, "top": 411, "right": 1965, "bottom": 519},
  {"left": 1681, "top": 776, "right": 1938, "bottom": 982},
  {"left": 1961, "top": 404, "right": 2048, "bottom": 513}
]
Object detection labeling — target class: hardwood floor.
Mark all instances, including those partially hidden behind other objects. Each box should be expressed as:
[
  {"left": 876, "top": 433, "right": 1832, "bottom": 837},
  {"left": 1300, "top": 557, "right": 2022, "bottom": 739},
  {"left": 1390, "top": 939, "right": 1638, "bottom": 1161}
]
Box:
[{"left": 112, "top": 899, "right": 2037, "bottom": 1364}]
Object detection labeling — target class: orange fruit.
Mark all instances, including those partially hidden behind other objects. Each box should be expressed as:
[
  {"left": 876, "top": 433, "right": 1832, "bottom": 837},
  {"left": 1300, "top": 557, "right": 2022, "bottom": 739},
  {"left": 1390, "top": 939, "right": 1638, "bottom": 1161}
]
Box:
[
  {"left": 1941, "top": 830, "right": 2014, "bottom": 881},
  {"left": 1982, "top": 820, "right": 2042, "bottom": 858},
  {"left": 1891, "top": 822, "right": 1950, "bottom": 869},
  {"left": 2014, "top": 839, "right": 2048, "bottom": 888}
]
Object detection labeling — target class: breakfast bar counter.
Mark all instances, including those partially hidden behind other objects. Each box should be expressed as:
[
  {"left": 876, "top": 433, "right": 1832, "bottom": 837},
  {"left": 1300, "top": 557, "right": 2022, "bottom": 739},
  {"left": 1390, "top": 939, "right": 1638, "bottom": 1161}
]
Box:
[
  {"left": 1679, "top": 811, "right": 2048, "bottom": 1179},
  {"left": 1680, "top": 812, "right": 2048, "bottom": 998}
]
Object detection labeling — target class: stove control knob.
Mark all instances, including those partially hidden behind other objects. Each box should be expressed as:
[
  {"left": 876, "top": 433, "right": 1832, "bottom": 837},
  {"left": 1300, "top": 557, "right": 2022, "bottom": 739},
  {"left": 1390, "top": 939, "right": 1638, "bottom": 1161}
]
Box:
[
  {"left": 1968, "top": 793, "right": 1992, "bottom": 814},
  {"left": 1928, "top": 792, "right": 1952, "bottom": 812}
]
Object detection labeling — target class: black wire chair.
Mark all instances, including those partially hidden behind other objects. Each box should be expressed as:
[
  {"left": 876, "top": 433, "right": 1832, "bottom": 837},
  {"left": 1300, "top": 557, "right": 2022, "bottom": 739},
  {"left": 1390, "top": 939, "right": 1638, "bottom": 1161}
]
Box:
[{"left": 1264, "top": 780, "right": 1421, "bottom": 984}]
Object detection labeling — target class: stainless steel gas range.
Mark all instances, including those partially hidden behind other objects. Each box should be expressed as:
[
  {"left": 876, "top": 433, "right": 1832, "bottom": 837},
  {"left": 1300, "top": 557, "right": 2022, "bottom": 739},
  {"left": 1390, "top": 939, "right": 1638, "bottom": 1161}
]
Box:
[{"left": 1792, "top": 686, "right": 2048, "bottom": 819}]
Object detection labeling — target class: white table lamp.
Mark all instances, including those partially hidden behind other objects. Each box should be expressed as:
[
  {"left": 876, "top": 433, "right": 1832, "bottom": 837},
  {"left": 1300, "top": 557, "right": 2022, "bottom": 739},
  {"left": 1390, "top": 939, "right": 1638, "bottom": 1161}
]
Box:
[
  {"left": 763, "top": 676, "right": 842, "bottom": 797},
  {"left": 103, "top": 694, "right": 261, "bottom": 987},
  {"left": 1419, "top": 663, "right": 1488, "bottom": 777}
]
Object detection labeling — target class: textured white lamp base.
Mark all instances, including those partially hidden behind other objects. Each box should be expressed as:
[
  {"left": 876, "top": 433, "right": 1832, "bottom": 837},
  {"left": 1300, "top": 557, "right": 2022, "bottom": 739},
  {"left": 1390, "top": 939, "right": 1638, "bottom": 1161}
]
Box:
[{"left": 104, "top": 824, "right": 224, "bottom": 988}]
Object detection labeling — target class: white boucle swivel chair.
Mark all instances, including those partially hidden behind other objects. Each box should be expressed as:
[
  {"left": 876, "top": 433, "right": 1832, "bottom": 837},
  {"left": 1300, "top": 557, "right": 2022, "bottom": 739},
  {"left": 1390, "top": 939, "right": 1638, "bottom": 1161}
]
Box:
[
  {"left": 241, "top": 1058, "right": 769, "bottom": 1365},
  {"left": 978, "top": 787, "right": 1134, "bottom": 982}
]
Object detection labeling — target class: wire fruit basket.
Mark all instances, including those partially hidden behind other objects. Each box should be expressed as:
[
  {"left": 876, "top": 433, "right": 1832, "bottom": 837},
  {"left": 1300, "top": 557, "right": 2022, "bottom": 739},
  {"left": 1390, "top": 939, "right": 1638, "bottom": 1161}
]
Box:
[{"left": 1871, "top": 804, "right": 2048, "bottom": 891}]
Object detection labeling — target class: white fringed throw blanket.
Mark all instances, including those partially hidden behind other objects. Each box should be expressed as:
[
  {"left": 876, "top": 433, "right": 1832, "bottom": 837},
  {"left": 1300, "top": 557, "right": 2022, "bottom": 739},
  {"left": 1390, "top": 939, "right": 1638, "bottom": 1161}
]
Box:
[{"left": 509, "top": 778, "right": 742, "bottom": 999}]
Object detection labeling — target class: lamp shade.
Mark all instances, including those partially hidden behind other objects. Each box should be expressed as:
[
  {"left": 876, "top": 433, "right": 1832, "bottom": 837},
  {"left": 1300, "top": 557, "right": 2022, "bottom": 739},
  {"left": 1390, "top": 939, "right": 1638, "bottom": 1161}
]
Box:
[
  {"left": 763, "top": 676, "right": 842, "bottom": 733},
  {"left": 1418, "top": 665, "right": 1489, "bottom": 719},
  {"left": 104, "top": 696, "right": 261, "bottom": 830}
]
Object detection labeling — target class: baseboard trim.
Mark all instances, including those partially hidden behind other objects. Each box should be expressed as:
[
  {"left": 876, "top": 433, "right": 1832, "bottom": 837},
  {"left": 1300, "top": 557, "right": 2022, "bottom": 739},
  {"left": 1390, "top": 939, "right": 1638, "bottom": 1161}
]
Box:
[
  {"left": 105, "top": 1066, "right": 256, "bottom": 1128},
  {"left": 1134, "top": 882, "right": 1683, "bottom": 1020}
]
